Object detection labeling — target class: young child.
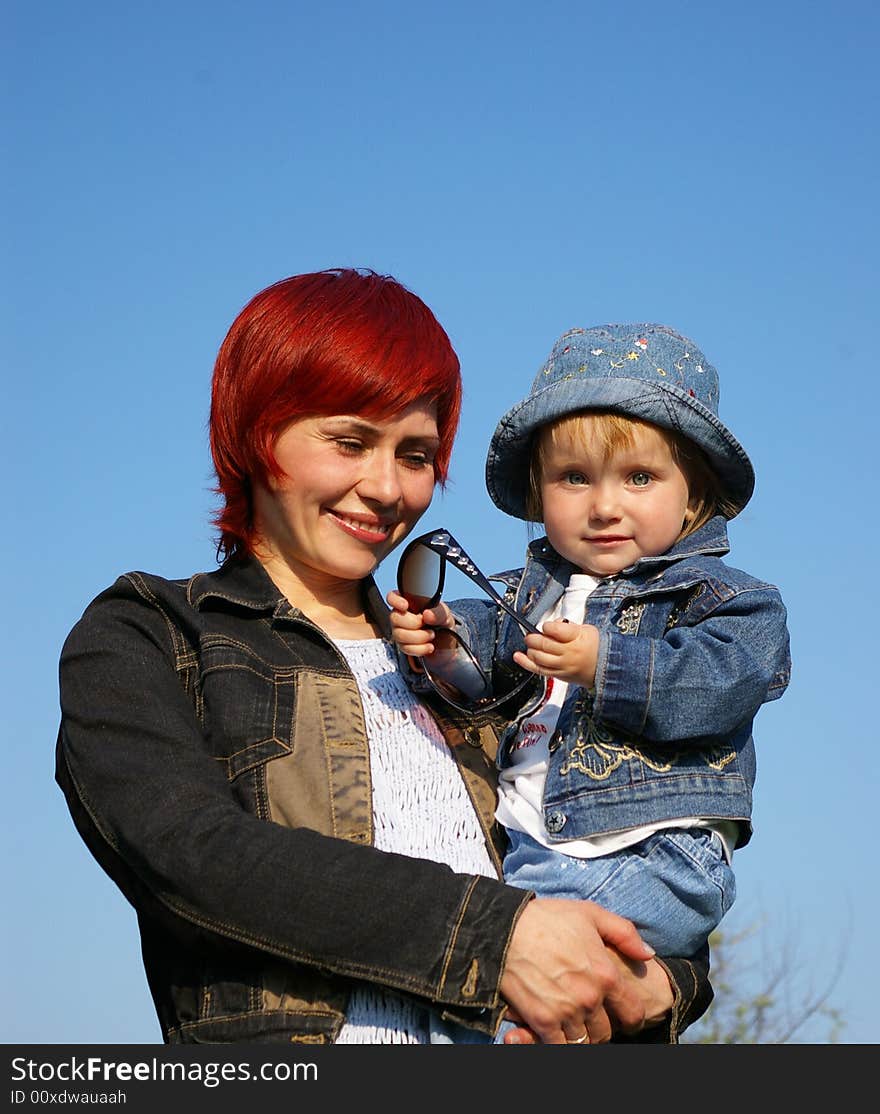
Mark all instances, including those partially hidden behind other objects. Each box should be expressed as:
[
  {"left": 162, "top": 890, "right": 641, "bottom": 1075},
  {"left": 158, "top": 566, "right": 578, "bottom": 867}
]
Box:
[{"left": 389, "top": 322, "right": 791, "bottom": 963}]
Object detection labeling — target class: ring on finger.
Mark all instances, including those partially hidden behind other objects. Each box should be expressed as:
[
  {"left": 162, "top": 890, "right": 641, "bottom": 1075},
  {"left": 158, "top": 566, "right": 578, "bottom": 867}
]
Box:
[{"left": 566, "top": 1031, "right": 589, "bottom": 1045}]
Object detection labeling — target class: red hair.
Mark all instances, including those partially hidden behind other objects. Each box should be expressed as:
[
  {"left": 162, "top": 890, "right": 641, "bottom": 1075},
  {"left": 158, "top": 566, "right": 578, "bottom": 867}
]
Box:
[{"left": 210, "top": 269, "right": 462, "bottom": 558}]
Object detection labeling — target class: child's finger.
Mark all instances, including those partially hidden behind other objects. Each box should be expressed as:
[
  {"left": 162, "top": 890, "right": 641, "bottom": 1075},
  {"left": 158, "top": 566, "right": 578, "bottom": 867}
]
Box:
[
  {"left": 514, "top": 649, "right": 566, "bottom": 678},
  {"left": 400, "top": 637, "right": 436, "bottom": 657},
  {"left": 422, "top": 602, "right": 454, "bottom": 629},
  {"left": 524, "top": 632, "right": 567, "bottom": 656},
  {"left": 540, "top": 619, "right": 581, "bottom": 642},
  {"left": 525, "top": 651, "right": 564, "bottom": 673},
  {"left": 385, "top": 589, "right": 410, "bottom": 612},
  {"left": 394, "top": 627, "right": 436, "bottom": 654},
  {"left": 390, "top": 609, "right": 425, "bottom": 633},
  {"left": 512, "top": 650, "right": 541, "bottom": 673}
]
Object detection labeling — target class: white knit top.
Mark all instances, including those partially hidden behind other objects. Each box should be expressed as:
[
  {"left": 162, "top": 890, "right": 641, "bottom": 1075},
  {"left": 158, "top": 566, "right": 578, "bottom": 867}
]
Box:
[{"left": 331, "top": 638, "right": 496, "bottom": 1045}]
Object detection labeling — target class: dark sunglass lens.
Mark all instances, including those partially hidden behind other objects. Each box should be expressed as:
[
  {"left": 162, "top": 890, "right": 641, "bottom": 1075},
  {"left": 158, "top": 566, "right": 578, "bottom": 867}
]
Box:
[
  {"left": 399, "top": 545, "right": 443, "bottom": 611},
  {"left": 431, "top": 628, "right": 460, "bottom": 653},
  {"left": 423, "top": 631, "right": 492, "bottom": 702}
]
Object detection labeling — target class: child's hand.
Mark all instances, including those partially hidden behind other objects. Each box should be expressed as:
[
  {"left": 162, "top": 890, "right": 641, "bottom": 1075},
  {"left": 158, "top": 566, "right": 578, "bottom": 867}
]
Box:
[
  {"left": 513, "top": 619, "right": 600, "bottom": 689},
  {"left": 386, "top": 589, "right": 454, "bottom": 658}
]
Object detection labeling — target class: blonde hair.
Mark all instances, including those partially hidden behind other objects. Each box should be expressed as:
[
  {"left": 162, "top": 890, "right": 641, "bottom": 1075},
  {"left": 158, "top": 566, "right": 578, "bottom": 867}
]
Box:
[{"left": 526, "top": 410, "right": 738, "bottom": 540}]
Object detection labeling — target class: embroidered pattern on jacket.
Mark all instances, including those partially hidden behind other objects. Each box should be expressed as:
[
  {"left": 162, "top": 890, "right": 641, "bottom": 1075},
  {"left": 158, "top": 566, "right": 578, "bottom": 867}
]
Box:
[
  {"left": 559, "top": 719, "right": 736, "bottom": 781},
  {"left": 616, "top": 601, "right": 646, "bottom": 635},
  {"left": 698, "top": 745, "right": 738, "bottom": 771},
  {"left": 559, "top": 720, "right": 673, "bottom": 781},
  {"left": 665, "top": 586, "right": 705, "bottom": 631}
]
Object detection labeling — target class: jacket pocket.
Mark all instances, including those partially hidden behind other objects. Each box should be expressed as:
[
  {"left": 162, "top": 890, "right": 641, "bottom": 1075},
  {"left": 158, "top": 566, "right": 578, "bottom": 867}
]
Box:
[{"left": 198, "top": 637, "right": 295, "bottom": 780}]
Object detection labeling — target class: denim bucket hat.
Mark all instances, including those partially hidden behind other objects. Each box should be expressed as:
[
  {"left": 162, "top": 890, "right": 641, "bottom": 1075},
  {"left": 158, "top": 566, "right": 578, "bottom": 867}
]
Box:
[{"left": 486, "top": 323, "right": 754, "bottom": 522}]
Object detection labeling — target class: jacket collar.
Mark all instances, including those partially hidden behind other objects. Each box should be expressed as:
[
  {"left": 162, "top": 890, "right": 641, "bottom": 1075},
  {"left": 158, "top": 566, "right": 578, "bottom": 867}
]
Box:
[
  {"left": 186, "top": 552, "right": 392, "bottom": 636},
  {"left": 631, "top": 514, "right": 730, "bottom": 570},
  {"left": 188, "top": 554, "right": 283, "bottom": 612}
]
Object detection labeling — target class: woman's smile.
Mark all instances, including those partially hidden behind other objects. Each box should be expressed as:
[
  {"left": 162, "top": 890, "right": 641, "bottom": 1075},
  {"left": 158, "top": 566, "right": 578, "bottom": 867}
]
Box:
[{"left": 326, "top": 509, "right": 394, "bottom": 544}]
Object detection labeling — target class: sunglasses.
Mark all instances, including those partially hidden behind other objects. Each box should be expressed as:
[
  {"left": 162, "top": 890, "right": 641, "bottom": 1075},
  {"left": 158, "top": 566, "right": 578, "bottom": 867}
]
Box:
[{"left": 395, "top": 528, "right": 543, "bottom": 714}]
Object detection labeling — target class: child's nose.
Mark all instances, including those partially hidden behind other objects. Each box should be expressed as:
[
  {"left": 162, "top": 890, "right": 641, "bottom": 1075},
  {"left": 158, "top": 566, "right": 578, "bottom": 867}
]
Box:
[{"left": 590, "top": 484, "right": 622, "bottom": 522}]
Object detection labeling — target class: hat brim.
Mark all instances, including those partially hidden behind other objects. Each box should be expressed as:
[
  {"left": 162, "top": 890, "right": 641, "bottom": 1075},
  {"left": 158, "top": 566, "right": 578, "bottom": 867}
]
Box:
[{"left": 485, "top": 376, "right": 755, "bottom": 521}]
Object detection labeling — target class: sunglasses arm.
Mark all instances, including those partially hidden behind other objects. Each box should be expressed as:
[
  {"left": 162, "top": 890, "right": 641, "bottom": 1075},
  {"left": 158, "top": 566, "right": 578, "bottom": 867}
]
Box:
[
  {"left": 417, "top": 530, "right": 541, "bottom": 637},
  {"left": 445, "top": 559, "right": 541, "bottom": 637}
]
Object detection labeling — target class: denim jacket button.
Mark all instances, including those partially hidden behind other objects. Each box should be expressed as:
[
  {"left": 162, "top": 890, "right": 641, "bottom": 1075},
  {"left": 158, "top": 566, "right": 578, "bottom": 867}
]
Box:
[{"left": 545, "top": 811, "right": 566, "bottom": 834}]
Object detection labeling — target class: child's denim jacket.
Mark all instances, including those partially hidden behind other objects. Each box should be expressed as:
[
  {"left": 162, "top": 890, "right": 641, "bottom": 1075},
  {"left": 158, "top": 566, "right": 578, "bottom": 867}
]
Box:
[{"left": 448, "top": 516, "right": 791, "bottom": 851}]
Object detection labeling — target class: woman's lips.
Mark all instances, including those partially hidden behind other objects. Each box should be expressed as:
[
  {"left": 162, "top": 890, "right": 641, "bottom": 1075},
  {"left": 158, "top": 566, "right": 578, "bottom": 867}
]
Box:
[{"left": 328, "top": 510, "right": 393, "bottom": 544}]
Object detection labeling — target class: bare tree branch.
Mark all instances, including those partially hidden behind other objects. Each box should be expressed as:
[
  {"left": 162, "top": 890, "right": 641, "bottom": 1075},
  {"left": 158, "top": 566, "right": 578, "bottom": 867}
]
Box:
[{"left": 683, "top": 905, "right": 848, "bottom": 1044}]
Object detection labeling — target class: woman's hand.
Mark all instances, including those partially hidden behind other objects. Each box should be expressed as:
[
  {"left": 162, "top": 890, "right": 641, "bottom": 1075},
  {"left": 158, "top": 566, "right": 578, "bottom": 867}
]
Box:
[
  {"left": 500, "top": 952, "right": 673, "bottom": 1044},
  {"left": 498, "top": 898, "right": 664, "bottom": 1045}
]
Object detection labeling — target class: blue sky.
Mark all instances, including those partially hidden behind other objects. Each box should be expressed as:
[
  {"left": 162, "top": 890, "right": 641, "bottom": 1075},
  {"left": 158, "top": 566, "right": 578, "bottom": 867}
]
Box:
[{"left": 3, "top": 0, "right": 878, "bottom": 1044}]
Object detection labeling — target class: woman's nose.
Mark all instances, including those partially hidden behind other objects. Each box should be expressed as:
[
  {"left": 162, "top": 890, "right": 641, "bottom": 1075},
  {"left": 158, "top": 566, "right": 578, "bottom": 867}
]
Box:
[{"left": 358, "top": 454, "right": 403, "bottom": 505}]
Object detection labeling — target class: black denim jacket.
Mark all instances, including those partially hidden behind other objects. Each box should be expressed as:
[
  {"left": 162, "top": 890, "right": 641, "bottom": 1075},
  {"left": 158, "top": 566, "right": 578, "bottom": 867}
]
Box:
[{"left": 56, "top": 554, "right": 711, "bottom": 1043}]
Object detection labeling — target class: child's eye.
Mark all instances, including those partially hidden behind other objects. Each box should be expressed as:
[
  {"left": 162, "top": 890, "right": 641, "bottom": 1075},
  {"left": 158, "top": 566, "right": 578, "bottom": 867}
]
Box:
[
  {"left": 630, "top": 471, "right": 652, "bottom": 487},
  {"left": 564, "top": 471, "right": 588, "bottom": 486}
]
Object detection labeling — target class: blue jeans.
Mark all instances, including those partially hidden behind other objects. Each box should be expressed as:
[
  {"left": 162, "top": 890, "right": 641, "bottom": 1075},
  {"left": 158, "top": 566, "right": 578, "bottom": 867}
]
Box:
[
  {"left": 430, "top": 827, "right": 732, "bottom": 1044},
  {"left": 503, "top": 826, "right": 735, "bottom": 955}
]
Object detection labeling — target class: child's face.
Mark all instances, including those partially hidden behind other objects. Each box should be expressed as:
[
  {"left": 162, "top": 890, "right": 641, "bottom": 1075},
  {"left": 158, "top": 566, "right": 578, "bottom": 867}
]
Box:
[{"left": 538, "top": 421, "right": 691, "bottom": 578}]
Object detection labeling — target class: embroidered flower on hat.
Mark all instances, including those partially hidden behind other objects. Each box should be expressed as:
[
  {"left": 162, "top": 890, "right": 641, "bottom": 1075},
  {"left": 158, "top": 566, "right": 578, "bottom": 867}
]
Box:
[{"left": 635, "top": 337, "right": 648, "bottom": 350}]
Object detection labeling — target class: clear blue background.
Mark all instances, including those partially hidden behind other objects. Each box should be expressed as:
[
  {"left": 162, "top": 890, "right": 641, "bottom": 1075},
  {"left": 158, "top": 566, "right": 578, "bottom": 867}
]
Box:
[{"left": 3, "top": 0, "right": 877, "bottom": 1043}]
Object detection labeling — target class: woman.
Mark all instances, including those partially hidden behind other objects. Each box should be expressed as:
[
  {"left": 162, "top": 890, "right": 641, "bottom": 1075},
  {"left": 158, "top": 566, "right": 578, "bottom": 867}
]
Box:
[{"left": 55, "top": 269, "right": 711, "bottom": 1044}]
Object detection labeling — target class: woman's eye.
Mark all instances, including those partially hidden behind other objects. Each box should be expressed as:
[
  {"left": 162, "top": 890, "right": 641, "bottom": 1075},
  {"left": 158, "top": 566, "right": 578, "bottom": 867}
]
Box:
[
  {"left": 631, "top": 471, "right": 652, "bottom": 487},
  {"left": 401, "top": 452, "right": 432, "bottom": 469},
  {"left": 335, "top": 439, "right": 364, "bottom": 454}
]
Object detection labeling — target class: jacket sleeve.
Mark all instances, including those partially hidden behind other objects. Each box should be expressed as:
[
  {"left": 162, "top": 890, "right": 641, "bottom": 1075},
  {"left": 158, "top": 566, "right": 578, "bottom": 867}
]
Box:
[
  {"left": 592, "top": 585, "right": 791, "bottom": 744},
  {"left": 55, "top": 578, "right": 531, "bottom": 1031},
  {"left": 447, "top": 596, "right": 503, "bottom": 658}
]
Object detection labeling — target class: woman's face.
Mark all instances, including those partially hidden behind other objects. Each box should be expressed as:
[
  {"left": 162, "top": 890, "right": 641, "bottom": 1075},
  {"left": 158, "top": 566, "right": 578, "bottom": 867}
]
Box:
[{"left": 252, "top": 400, "right": 440, "bottom": 589}]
